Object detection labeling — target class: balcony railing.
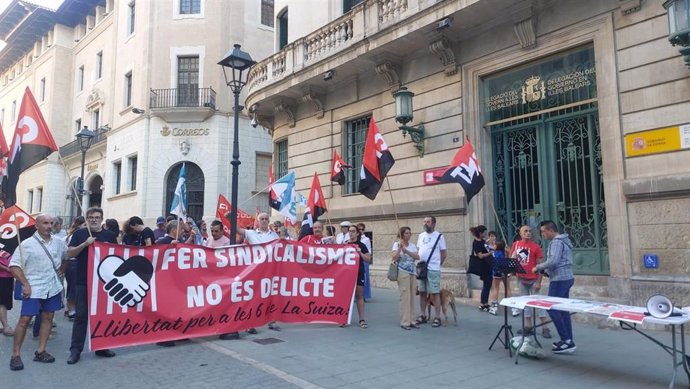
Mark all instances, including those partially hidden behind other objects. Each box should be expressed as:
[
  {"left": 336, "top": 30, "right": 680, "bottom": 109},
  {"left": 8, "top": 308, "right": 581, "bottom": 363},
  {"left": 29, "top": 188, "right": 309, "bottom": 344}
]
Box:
[
  {"left": 59, "top": 126, "right": 110, "bottom": 158},
  {"left": 247, "top": 0, "right": 425, "bottom": 95},
  {"left": 149, "top": 87, "right": 216, "bottom": 110}
]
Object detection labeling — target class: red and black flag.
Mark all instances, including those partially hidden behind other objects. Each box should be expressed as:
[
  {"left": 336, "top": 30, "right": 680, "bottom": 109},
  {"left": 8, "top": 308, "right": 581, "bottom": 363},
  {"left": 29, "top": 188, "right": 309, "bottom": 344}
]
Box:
[
  {"left": 358, "top": 118, "right": 395, "bottom": 200},
  {"left": 330, "top": 150, "right": 351, "bottom": 186},
  {"left": 268, "top": 165, "right": 281, "bottom": 211},
  {"left": 0, "top": 205, "right": 36, "bottom": 255},
  {"left": 0, "top": 122, "right": 8, "bottom": 180},
  {"left": 439, "top": 136, "right": 485, "bottom": 204},
  {"left": 4, "top": 87, "right": 58, "bottom": 206},
  {"left": 298, "top": 172, "right": 328, "bottom": 240}
]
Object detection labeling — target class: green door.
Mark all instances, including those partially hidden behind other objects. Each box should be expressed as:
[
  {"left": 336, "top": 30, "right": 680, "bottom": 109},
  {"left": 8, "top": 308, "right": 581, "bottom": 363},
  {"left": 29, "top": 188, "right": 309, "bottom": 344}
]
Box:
[{"left": 491, "top": 106, "right": 608, "bottom": 275}]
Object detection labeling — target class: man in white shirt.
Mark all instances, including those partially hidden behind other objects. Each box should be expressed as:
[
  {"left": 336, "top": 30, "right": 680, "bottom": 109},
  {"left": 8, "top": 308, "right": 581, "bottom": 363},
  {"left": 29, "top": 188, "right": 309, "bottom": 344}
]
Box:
[
  {"left": 205, "top": 220, "right": 231, "bottom": 248},
  {"left": 416, "top": 216, "right": 447, "bottom": 328},
  {"left": 9, "top": 214, "right": 67, "bottom": 370},
  {"left": 335, "top": 221, "right": 352, "bottom": 244}
]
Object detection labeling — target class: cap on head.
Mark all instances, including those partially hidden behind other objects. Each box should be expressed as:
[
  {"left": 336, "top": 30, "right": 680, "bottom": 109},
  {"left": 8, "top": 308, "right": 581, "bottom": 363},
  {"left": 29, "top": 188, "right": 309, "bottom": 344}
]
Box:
[
  {"left": 156, "top": 216, "right": 166, "bottom": 225},
  {"left": 340, "top": 221, "right": 352, "bottom": 227}
]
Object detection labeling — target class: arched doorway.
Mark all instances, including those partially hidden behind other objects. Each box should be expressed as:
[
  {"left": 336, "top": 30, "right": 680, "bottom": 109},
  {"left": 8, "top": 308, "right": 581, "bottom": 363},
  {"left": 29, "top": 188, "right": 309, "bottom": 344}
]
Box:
[
  {"left": 165, "top": 162, "right": 204, "bottom": 222},
  {"left": 88, "top": 175, "right": 103, "bottom": 208}
]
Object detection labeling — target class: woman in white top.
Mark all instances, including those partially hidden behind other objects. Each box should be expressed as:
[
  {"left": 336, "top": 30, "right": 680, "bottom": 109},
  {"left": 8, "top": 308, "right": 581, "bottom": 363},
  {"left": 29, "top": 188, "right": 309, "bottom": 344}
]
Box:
[{"left": 391, "top": 226, "right": 420, "bottom": 330}]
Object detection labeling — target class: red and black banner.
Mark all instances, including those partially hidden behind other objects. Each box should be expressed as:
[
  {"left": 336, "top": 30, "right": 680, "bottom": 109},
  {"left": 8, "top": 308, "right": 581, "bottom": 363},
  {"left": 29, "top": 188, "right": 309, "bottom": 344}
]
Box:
[
  {"left": 0, "top": 205, "right": 36, "bottom": 255},
  {"left": 358, "top": 118, "right": 395, "bottom": 200},
  {"left": 330, "top": 150, "right": 350, "bottom": 186},
  {"left": 86, "top": 240, "right": 359, "bottom": 350},
  {"left": 216, "top": 194, "right": 255, "bottom": 238},
  {"left": 298, "top": 172, "right": 328, "bottom": 240}
]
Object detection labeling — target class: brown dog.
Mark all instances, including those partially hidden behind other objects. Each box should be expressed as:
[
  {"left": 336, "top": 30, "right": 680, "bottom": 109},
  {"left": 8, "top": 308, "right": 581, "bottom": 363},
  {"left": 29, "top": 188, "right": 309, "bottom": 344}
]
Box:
[{"left": 425, "top": 288, "right": 458, "bottom": 326}]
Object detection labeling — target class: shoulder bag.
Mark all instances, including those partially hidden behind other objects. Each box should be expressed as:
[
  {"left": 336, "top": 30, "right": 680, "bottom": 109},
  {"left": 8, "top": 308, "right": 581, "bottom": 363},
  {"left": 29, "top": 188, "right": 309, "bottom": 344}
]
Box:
[{"left": 416, "top": 234, "right": 442, "bottom": 280}]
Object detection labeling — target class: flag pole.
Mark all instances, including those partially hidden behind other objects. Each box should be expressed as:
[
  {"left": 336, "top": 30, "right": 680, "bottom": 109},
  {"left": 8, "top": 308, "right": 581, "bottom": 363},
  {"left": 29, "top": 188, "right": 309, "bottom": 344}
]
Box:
[
  {"left": 485, "top": 190, "right": 508, "bottom": 244},
  {"left": 238, "top": 182, "right": 272, "bottom": 208},
  {"left": 55, "top": 154, "right": 92, "bottom": 238},
  {"left": 384, "top": 176, "right": 401, "bottom": 233}
]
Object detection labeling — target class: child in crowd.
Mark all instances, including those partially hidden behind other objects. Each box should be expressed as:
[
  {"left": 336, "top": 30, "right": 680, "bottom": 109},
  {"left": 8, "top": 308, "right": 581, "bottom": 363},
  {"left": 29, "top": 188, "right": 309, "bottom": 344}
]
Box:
[{"left": 488, "top": 240, "right": 515, "bottom": 315}]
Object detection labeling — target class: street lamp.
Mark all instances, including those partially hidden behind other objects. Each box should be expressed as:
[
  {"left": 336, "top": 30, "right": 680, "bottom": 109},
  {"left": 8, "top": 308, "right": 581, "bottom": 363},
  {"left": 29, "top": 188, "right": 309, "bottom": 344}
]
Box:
[
  {"left": 218, "top": 44, "right": 256, "bottom": 244},
  {"left": 75, "top": 126, "right": 95, "bottom": 214},
  {"left": 393, "top": 87, "right": 425, "bottom": 157},
  {"left": 663, "top": 0, "right": 690, "bottom": 68}
]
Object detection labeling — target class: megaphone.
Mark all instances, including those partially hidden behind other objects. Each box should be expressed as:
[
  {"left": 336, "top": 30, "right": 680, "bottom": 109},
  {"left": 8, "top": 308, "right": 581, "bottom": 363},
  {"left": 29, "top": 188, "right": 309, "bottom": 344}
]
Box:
[{"left": 646, "top": 294, "right": 683, "bottom": 318}]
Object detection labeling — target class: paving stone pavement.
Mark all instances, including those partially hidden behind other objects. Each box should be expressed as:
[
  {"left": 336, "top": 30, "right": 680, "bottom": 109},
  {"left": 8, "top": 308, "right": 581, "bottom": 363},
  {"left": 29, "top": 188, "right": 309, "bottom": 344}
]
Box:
[{"left": 1, "top": 288, "right": 688, "bottom": 388}]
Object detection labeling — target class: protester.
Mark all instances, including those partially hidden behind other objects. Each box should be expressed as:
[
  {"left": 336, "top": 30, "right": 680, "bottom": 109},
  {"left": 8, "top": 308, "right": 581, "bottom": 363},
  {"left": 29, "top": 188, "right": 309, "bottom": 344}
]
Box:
[
  {"left": 488, "top": 237, "right": 515, "bottom": 316},
  {"left": 63, "top": 216, "right": 85, "bottom": 321},
  {"left": 51, "top": 217, "right": 66, "bottom": 240},
  {"left": 205, "top": 220, "right": 230, "bottom": 248},
  {"left": 155, "top": 220, "right": 195, "bottom": 244},
  {"left": 416, "top": 216, "right": 447, "bottom": 328},
  {"left": 123, "top": 216, "right": 155, "bottom": 246},
  {"left": 470, "top": 225, "right": 493, "bottom": 312},
  {"left": 335, "top": 221, "right": 351, "bottom": 244},
  {"left": 153, "top": 216, "right": 167, "bottom": 240},
  {"left": 511, "top": 225, "right": 551, "bottom": 338},
  {"left": 0, "top": 249, "right": 15, "bottom": 336},
  {"left": 299, "top": 221, "right": 329, "bottom": 244},
  {"left": 9, "top": 214, "right": 67, "bottom": 371},
  {"left": 233, "top": 212, "right": 280, "bottom": 335},
  {"left": 345, "top": 225, "right": 372, "bottom": 328},
  {"left": 66, "top": 207, "right": 117, "bottom": 365},
  {"left": 534, "top": 220, "right": 575, "bottom": 353},
  {"left": 104, "top": 218, "right": 122, "bottom": 244},
  {"left": 197, "top": 219, "right": 208, "bottom": 243},
  {"left": 357, "top": 223, "right": 372, "bottom": 301},
  {"left": 391, "top": 226, "right": 419, "bottom": 330},
  {"left": 277, "top": 226, "right": 291, "bottom": 240}
]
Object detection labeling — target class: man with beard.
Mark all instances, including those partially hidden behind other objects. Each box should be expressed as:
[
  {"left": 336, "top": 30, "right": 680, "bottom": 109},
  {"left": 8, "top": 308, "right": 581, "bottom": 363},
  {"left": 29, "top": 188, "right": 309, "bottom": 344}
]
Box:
[{"left": 416, "top": 216, "right": 447, "bottom": 328}]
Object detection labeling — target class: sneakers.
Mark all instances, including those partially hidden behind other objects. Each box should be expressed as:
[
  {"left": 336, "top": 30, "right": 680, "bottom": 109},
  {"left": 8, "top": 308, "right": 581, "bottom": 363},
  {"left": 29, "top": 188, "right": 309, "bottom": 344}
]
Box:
[
  {"left": 488, "top": 304, "right": 498, "bottom": 316},
  {"left": 552, "top": 340, "right": 576, "bottom": 353},
  {"left": 479, "top": 305, "right": 490, "bottom": 312},
  {"left": 247, "top": 328, "right": 258, "bottom": 335},
  {"left": 33, "top": 351, "right": 55, "bottom": 363},
  {"left": 516, "top": 327, "right": 534, "bottom": 336},
  {"left": 511, "top": 308, "right": 521, "bottom": 317},
  {"left": 10, "top": 356, "right": 23, "bottom": 371}
]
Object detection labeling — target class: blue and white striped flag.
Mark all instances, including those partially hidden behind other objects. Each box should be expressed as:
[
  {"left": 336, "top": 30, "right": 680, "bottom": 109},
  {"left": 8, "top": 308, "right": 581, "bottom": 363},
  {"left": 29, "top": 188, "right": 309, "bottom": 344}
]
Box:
[{"left": 170, "top": 163, "right": 187, "bottom": 218}]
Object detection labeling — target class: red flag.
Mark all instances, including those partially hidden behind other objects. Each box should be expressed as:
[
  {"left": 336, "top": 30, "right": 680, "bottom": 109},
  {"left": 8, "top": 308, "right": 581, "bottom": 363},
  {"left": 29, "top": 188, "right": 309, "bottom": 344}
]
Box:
[
  {"left": 439, "top": 136, "right": 485, "bottom": 203},
  {"left": 216, "top": 194, "right": 255, "bottom": 238},
  {"left": 0, "top": 205, "right": 36, "bottom": 255},
  {"left": 0, "top": 122, "right": 8, "bottom": 157},
  {"left": 5, "top": 87, "right": 58, "bottom": 206},
  {"left": 268, "top": 165, "right": 281, "bottom": 210},
  {"left": 358, "top": 117, "right": 395, "bottom": 200},
  {"left": 330, "top": 150, "right": 351, "bottom": 186},
  {"left": 299, "top": 172, "right": 328, "bottom": 240}
]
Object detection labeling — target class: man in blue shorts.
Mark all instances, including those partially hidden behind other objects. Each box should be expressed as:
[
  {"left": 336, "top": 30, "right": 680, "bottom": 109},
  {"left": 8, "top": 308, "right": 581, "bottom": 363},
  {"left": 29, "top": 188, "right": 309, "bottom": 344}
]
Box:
[
  {"left": 9, "top": 214, "right": 67, "bottom": 371},
  {"left": 416, "top": 216, "right": 447, "bottom": 328}
]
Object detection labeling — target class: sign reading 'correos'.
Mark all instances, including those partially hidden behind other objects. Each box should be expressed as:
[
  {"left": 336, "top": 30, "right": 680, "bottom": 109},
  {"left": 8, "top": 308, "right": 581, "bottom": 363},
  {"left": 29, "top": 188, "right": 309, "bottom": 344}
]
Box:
[{"left": 160, "top": 126, "right": 210, "bottom": 136}]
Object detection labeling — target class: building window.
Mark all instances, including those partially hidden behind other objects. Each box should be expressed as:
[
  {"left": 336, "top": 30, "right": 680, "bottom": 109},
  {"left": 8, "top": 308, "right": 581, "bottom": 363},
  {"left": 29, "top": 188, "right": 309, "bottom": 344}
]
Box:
[
  {"left": 11, "top": 101, "right": 16, "bottom": 122},
  {"left": 78, "top": 65, "right": 84, "bottom": 91},
  {"left": 27, "top": 189, "right": 34, "bottom": 213},
  {"left": 40, "top": 78, "right": 46, "bottom": 102},
  {"left": 92, "top": 109, "right": 100, "bottom": 129},
  {"left": 275, "top": 139, "right": 288, "bottom": 179},
  {"left": 96, "top": 51, "right": 103, "bottom": 79},
  {"left": 278, "top": 8, "right": 288, "bottom": 50},
  {"left": 124, "top": 72, "right": 132, "bottom": 107},
  {"left": 261, "top": 0, "right": 274, "bottom": 27},
  {"left": 177, "top": 56, "right": 199, "bottom": 106},
  {"left": 113, "top": 160, "right": 122, "bottom": 194},
  {"left": 343, "top": 0, "right": 364, "bottom": 13},
  {"left": 75, "top": 119, "right": 82, "bottom": 134},
  {"left": 255, "top": 153, "right": 271, "bottom": 190},
  {"left": 180, "top": 0, "right": 200, "bottom": 14},
  {"left": 36, "top": 187, "right": 43, "bottom": 212},
  {"left": 344, "top": 116, "right": 370, "bottom": 194},
  {"left": 128, "top": 155, "right": 137, "bottom": 191},
  {"left": 127, "top": 1, "right": 136, "bottom": 35}
]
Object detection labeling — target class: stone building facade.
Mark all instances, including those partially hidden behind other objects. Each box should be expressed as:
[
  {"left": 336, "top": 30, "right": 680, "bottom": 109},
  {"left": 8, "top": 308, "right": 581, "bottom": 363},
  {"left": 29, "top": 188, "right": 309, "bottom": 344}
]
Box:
[
  {"left": 246, "top": 0, "right": 690, "bottom": 305},
  {"left": 0, "top": 0, "right": 275, "bottom": 225}
]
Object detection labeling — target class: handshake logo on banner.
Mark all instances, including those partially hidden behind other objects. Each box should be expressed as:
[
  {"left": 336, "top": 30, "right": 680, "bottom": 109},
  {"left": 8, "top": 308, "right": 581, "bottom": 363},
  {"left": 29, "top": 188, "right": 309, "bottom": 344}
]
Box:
[{"left": 97, "top": 255, "right": 154, "bottom": 307}]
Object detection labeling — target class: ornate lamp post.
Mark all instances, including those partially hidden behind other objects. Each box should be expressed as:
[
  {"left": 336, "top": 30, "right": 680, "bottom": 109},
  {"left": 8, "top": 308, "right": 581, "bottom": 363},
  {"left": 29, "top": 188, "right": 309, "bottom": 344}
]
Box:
[
  {"left": 663, "top": 0, "right": 690, "bottom": 68},
  {"left": 218, "top": 44, "right": 256, "bottom": 244},
  {"left": 393, "top": 87, "right": 425, "bottom": 157},
  {"left": 75, "top": 126, "right": 95, "bottom": 215}
]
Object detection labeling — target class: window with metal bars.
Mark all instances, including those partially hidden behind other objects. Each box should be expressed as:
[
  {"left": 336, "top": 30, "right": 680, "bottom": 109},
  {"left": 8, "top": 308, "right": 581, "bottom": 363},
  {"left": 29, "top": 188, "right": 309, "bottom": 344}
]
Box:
[
  {"left": 344, "top": 115, "right": 370, "bottom": 194},
  {"left": 275, "top": 139, "right": 288, "bottom": 179},
  {"left": 180, "top": 0, "right": 200, "bottom": 14}
]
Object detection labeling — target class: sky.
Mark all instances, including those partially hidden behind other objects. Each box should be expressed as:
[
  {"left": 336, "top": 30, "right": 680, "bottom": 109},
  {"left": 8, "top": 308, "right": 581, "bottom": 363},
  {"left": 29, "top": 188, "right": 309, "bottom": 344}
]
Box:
[{"left": 0, "top": 0, "right": 65, "bottom": 50}]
